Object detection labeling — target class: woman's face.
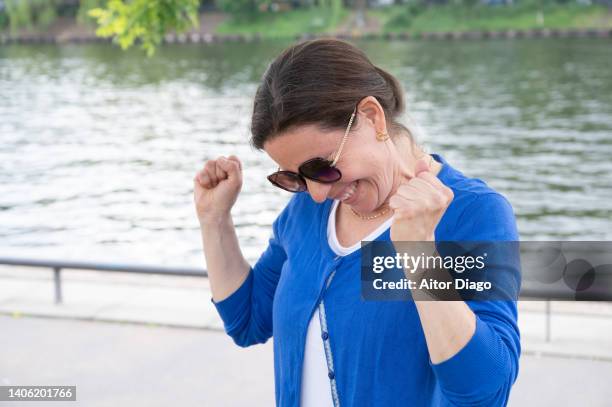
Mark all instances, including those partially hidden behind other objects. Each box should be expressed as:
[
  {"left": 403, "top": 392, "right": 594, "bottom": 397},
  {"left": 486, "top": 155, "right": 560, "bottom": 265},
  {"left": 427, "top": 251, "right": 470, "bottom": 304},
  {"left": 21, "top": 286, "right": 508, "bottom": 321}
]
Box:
[{"left": 263, "top": 99, "right": 405, "bottom": 214}]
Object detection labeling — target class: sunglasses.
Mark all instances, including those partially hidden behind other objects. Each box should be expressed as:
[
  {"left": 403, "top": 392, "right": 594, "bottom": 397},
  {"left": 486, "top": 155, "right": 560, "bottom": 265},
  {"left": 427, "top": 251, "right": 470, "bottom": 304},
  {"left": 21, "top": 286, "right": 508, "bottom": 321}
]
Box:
[{"left": 267, "top": 104, "right": 358, "bottom": 193}]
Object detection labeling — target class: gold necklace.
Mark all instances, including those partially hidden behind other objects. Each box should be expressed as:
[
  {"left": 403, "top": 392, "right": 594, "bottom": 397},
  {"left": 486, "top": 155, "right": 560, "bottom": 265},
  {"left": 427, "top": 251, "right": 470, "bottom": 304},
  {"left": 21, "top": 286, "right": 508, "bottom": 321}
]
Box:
[
  {"left": 347, "top": 154, "right": 435, "bottom": 221},
  {"left": 349, "top": 204, "right": 392, "bottom": 220}
]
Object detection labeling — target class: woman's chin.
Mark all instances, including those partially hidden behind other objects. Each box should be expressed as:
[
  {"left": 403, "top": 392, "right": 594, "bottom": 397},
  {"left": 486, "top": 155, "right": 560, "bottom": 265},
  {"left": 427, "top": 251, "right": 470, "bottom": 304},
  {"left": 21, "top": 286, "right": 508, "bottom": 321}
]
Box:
[{"left": 341, "top": 182, "right": 378, "bottom": 214}]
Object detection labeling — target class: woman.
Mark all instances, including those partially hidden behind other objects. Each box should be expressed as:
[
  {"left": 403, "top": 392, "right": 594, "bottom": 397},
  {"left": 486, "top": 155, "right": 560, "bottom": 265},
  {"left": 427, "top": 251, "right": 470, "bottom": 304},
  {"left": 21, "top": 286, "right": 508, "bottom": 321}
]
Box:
[{"left": 193, "top": 38, "right": 520, "bottom": 406}]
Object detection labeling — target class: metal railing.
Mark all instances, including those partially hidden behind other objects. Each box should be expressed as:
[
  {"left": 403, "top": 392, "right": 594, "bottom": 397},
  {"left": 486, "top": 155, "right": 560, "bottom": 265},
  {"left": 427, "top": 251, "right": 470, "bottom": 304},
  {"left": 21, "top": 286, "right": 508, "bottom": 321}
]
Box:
[
  {"left": 1, "top": 256, "right": 610, "bottom": 343},
  {"left": 0, "top": 257, "right": 207, "bottom": 305}
]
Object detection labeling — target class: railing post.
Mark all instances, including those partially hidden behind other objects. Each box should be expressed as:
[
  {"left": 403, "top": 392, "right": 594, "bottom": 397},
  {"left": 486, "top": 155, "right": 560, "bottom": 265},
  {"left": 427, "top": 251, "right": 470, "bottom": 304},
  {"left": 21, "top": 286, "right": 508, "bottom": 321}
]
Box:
[
  {"left": 545, "top": 299, "right": 551, "bottom": 342},
  {"left": 53, "top": 267, "right": 62, "bottom": 304}
]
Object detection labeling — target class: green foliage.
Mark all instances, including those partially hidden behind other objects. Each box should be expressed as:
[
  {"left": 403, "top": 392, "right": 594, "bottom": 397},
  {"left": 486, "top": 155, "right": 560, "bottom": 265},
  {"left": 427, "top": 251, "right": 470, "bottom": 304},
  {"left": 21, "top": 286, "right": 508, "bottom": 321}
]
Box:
[
  {"left": 381, "top": 1, "right": 609, "bottom": 33},
  {"left": 88, "top": 0, "right": 200, "bottom": 56},
  {"left": 216, "top": 0, "right": 265, "bottom": 19},
  {"left": 215, "top": 4, "right": 350, "bottom": 38},
  {"left": 329, "top": 0, "right": 344, "bottom": 26},
  {"left": 77, "top": 0, "right": 106, "bottom": 25},
  {"left": 384, "top": 1, "right": 424, "bottom": 29},
  {"left": 3, "top": 0, "right": 60, "bottom": 33}
]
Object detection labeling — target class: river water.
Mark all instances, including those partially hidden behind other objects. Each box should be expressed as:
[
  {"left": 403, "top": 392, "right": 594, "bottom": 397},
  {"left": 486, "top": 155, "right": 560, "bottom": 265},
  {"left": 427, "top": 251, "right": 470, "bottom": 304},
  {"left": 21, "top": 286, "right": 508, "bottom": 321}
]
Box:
[{"left": 1, "top": 39, "right": 611, "bottom": 267}]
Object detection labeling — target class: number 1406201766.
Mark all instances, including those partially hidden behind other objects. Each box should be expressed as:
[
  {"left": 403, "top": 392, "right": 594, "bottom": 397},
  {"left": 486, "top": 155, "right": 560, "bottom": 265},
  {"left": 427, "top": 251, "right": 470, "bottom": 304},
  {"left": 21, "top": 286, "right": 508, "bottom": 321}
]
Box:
[{"left": 0, "top": 386, "right": 76, "bottom": 401}]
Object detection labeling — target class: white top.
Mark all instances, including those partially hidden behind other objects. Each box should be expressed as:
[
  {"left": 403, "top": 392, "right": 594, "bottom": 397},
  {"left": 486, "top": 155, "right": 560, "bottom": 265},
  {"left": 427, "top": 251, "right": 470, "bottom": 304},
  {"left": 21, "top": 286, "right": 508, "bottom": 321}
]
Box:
[
  {"left": 326, "top": 199, "right": 395, "bottom": 256},
  {"left": 300, "top": 306, "right": 333, "bottom": 407},
  {"left": 300, "top": 199, "right": 394, "bottom": 406}
]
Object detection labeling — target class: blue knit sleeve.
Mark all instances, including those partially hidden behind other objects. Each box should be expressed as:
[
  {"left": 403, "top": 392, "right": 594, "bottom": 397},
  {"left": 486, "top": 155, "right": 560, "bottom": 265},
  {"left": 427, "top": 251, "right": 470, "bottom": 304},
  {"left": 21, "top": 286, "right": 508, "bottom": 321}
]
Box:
[
  {"left": 211, "top": 206, "right": 289, "bottom": 348},
  {"left": 431, "top": 193, "right": 521, "bottom": 406}
]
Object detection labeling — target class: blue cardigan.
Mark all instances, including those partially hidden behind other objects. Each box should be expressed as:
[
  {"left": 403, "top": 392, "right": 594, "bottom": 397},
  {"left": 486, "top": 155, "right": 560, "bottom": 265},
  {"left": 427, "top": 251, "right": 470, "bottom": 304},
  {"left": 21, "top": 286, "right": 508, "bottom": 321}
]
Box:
[{"left": 212, "top": 153, "right": 521, "bottom": 406}]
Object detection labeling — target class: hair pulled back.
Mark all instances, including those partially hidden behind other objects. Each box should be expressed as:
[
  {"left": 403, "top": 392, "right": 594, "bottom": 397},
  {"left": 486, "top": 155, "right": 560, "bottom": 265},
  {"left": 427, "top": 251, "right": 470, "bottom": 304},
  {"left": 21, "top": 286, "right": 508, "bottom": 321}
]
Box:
[{"left": 250, "top": 38, "right": 411, "bottom": 150}]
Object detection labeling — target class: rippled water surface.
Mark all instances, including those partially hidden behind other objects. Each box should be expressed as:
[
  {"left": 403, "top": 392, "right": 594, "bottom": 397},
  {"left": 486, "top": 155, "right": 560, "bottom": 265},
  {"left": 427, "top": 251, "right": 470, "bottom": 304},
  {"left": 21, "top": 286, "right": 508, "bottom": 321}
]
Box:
[{"left": 1, "top": 39, "right": 611, "bottom": 267}]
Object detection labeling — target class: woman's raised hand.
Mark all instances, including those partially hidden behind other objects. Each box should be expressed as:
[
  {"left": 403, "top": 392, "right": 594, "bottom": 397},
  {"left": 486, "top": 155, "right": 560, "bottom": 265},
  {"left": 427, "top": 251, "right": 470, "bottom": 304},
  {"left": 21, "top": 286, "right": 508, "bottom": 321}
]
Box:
[
  {"left": 389, "top": 157, "right": 454, "bottom": 242},
  {"left": 193, "top": 155, "right": 243, "bottom": 224}
]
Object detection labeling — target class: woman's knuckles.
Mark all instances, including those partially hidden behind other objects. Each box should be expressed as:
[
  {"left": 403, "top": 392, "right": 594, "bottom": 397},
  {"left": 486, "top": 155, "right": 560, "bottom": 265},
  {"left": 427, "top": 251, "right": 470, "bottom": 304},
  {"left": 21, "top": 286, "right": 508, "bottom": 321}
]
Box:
[
  {"left": 204, "top": 160, "right": 216, "bottom": 171},
  {"left": 433, "top": 193, "right": 447, "bottom": 208},
  {"left": 226, "top": 155, "right": 242, "bottom": 169},
  {"left": 218, "top": 158, "right": 242, "bottom": 177},
  {"left": 388, "top": 194, "right": 402, "bottom": 209},
  {"left": 444, "top": 187, "right": 454, "bottom": 202}
]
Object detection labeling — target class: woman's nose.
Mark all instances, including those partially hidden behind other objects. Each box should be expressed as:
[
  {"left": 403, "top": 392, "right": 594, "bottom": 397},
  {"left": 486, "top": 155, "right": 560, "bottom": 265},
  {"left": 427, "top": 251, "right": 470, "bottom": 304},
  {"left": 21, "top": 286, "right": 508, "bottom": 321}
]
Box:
[{"left": 305, "top": 180, "right": 332, "bottom": 203}]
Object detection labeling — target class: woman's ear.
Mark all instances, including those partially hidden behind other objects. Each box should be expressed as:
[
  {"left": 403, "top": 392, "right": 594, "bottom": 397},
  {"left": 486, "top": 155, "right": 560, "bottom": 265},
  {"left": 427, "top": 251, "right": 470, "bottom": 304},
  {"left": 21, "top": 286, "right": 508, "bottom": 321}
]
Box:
[{"left": 357, "top": 96, "right": 387, "bottom": 133}]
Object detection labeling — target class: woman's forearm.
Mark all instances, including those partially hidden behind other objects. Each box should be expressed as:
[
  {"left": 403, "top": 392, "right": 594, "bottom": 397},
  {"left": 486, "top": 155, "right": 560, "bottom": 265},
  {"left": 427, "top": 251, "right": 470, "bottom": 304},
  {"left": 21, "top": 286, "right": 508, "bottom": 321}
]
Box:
[
  {"left": 200, "top": 215, "right": 251, "bottom": 302},
  {"left": 414, "top": 299, "right": 476, "bottom": 364},
  {"left": 406, "top": 266, "right": 476, "bottom": 364}
]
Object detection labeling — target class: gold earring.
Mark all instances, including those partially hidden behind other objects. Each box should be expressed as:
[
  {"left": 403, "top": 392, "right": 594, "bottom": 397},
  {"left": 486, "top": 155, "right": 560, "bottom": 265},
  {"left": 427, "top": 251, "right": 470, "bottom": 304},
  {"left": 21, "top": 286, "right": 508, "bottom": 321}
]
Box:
[{"left": 376, "top": 130, "right": 389, "bottom": 141}]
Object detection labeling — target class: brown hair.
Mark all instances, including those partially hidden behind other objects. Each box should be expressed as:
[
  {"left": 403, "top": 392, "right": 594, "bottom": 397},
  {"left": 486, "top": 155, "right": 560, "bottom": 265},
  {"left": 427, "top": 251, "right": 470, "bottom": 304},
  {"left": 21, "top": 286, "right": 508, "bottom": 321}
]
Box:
[{"left": 250, "top": 37, "right": 412, "bottom": 150}]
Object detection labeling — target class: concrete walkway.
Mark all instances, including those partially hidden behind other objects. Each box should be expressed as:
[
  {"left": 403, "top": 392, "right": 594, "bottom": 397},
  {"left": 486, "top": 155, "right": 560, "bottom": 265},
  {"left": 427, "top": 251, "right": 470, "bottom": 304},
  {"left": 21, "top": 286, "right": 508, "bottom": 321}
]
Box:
[
  {"left": 1, "top": 265, "right": 612, "bottom": 405},
  {"left": 0, "top": 315, "right": 274, "bottom": 407},
  {"left": 1, "top": 315, "right": 612, "bottom": 406}
]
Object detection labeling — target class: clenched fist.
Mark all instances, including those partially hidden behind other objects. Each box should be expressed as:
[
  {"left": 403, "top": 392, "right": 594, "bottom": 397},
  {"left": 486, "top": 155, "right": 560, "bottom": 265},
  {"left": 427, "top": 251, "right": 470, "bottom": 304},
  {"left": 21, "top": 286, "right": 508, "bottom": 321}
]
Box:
[
  {"left": 193, "top": 155, "right": 243, "bottom": 224},
  {"left": 389, "top": 157, "right": 454, "bottom": 242}
]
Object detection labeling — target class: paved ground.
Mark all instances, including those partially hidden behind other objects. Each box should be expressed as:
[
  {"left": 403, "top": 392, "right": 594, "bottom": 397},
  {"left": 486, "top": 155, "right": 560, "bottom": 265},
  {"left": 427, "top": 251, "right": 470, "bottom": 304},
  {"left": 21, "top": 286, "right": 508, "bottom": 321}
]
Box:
[
  {"left": 1, "top": 265, "right": 611, "bottom": 405},
  {"left": 1, "top": 315, "right": 611, "bottom": 406},
  {"left": 0, "top": 315, "right": 273, "bottom": 407}
]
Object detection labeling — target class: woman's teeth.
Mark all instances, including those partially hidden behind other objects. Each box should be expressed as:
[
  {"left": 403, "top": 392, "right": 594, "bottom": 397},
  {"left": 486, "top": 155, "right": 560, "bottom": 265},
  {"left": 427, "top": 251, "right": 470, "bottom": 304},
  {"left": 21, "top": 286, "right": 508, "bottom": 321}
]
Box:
[{"left": 340, "top": 181, "right": 358, "bottom": 201}]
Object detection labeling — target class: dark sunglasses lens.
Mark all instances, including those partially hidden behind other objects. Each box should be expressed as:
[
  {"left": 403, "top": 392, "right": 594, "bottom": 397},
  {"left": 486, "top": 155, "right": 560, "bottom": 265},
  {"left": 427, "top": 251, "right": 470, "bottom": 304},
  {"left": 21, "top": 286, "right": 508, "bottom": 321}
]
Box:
[
  {"left": 301, "top": 159, "right": 341, "bottom": 183},
  {"left": 268, "top": 172, "right": 306, "bottom": 192}
]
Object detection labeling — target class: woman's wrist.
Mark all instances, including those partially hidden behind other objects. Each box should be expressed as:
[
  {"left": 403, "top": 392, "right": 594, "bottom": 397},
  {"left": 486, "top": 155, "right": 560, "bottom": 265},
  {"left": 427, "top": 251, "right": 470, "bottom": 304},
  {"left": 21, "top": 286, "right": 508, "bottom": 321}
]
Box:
[{"left": 198, "top": 211, "right": 233, "bottom": 229}]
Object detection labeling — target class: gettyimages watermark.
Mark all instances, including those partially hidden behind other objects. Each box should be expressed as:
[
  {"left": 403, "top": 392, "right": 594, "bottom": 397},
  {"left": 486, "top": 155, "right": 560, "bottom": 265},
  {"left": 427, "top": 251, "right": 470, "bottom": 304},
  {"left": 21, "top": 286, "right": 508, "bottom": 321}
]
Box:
[{"left": 360, "top": 241, "right": 612, "bottom": 301}]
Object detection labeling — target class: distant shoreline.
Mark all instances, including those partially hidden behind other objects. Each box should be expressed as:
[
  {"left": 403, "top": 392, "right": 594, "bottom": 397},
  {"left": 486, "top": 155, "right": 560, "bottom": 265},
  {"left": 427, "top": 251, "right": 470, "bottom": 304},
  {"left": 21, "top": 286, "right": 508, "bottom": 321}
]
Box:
[
  {"left": 2, "top": 4, "right": 611, "bottom": 47},
  {"left": 1, "top": 28, "right": 611, "bottom": 46}
]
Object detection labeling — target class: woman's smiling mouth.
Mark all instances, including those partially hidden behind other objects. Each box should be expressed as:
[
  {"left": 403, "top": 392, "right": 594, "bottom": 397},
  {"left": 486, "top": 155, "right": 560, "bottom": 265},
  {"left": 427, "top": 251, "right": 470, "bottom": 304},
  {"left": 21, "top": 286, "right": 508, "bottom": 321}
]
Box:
[{"left": 337, "top": 180, "right": 359, "bottom": 202}]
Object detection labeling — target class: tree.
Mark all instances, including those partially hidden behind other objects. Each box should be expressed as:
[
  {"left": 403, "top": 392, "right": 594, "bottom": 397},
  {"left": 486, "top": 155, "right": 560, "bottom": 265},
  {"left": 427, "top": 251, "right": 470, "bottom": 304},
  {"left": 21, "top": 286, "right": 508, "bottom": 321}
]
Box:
[
  {"left": 3, "top": 0, "right": 60, "bottom": 32},
  {"left": 87, "top": 0, "right": 200, "bottom": 56}
]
